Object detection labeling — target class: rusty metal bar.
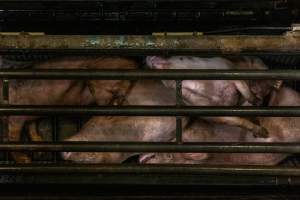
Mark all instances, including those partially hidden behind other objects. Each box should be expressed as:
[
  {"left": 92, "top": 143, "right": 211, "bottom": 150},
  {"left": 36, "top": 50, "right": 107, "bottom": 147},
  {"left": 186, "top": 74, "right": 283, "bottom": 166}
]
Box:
[
  {"left": 0, "top": 105, "right": 299, "bottom": 116},
  {"left": 1, "top": 142, "right": 300, "bottom": 153},
  {"left": 0, "top": 69, "right": 300, "bottom": 80},
  {"left": 1, "top": 164, "right": 300, "bottom": 176},
  {"left": 0, "top": 34, "right": 300, "bottom": 54}
]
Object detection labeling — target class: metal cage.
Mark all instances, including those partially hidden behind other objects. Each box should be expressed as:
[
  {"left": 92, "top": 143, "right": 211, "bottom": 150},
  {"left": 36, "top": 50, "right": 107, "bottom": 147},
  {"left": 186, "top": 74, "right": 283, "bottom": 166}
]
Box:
[
  {"left": 0, "top": 33, "right": 300, "bottom": 183},
  {"left": 0, "top": 0, "right": 300, "bottom": 199}
]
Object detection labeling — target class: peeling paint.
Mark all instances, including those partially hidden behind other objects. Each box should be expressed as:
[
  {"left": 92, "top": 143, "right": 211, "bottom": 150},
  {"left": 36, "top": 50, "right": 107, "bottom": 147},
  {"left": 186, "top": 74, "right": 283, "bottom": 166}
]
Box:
[
  {"left": 145, "top": 36, "right": 156, "bottom": 48},
  {"left": 114, "top": 36, "right": 127, "bottom": 47},
  {"left": 86, "top": 36, "right": 101, "bottom": 47}
]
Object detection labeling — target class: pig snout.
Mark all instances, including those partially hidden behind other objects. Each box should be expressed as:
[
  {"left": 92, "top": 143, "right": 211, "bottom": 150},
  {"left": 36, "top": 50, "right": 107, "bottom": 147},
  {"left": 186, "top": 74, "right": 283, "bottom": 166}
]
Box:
[{"left": 146, "top": 56, "right": 170, "bottom": 69}]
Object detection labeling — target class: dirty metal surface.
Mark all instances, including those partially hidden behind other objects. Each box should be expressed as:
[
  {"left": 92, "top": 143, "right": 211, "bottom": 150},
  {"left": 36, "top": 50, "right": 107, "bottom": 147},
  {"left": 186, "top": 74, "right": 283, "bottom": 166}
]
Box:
[{"left": 1, "top": 35, "right": 300, "bottom": 54}]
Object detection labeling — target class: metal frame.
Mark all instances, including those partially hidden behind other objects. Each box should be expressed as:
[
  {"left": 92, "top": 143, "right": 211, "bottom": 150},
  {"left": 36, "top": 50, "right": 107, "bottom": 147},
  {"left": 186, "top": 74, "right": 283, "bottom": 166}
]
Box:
[
  {"left": 0, "top": 164, "right": 300, "bottom": 176},
  {"left": 0, "top": 35, "right": 300, "bottom": 54},
  {"left": 2, "top": 34, "right": 300, "bottom": 184},
  {"left": 2, "top": 142, "right": 300, "bottom": 153}
]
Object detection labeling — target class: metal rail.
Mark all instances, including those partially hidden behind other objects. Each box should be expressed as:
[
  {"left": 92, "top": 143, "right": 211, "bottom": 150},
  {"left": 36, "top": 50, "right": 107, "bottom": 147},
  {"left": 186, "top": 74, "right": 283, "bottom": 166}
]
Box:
[
  {"left": 1, "top": 142, "right": 300, "bottom": 153},
  {"left": 0, "top": 164, "right": 300, "bottom": 176},
  {"left": 0, "top": 0, "right": 277, "bottom": 2},
  {"left": 0, "top": 35, "right": 300, "bottom": 54},
  {"left": 0, "top": 105, "right": 299, "bottom": 116},
  {"left": 0, "top": 69, "right": 300, "bottom": 80}
]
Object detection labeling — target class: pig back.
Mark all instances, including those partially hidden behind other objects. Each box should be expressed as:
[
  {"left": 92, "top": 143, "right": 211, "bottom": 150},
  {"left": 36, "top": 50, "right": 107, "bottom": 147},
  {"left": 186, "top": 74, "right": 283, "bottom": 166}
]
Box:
[{"left": 125, "top": 80, "right": 176, "bottom": 106}]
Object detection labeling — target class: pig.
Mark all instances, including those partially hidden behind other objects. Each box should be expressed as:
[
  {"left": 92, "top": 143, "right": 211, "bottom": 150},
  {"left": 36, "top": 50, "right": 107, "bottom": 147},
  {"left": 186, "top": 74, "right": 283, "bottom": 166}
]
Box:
[
  {"left": 145, "top": 56, "right": 281, "bottom": 137},
  {"left": 62, "top": 80, "right": 188, "bottom": 163},
  {"left": 139, "top": 120, "right": 284, "bottom": 165},
  {"left": 0, "top": 56, "right": 138, "bottom": 163},
  {"left": 140, "top": 86, "right": 300, "bottom": 166}
]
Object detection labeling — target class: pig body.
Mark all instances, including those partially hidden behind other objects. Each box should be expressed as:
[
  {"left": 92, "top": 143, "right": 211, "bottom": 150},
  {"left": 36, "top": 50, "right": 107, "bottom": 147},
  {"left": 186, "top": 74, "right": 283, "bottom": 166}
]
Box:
[
  {"left": 0, "top": 56, "right": 138, "bottom": 163},
  {"left": 146, "top": 56, "right": 278, "bottom": 137},
  {"left": 140, "top": 87, "right": 300, "bottom": 166},
  {"left": 62, "top": 80, "right": 188, "bottom": 163},
  {"left": 140, "top": 120, "right": 284, "bottom": 165},
  {"left": 146, "top": 56, "right": 272, "bottom": 106}
]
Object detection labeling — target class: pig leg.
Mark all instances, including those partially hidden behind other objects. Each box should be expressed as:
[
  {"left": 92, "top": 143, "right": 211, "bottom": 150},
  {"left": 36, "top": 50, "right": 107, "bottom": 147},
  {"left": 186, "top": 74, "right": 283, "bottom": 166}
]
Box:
[
  {"left": 8, "top": 117, "right": 31, "bottom": 163},
  {"left": 26, "top": 122, "right": 45, "bottom": 158},
  {"left": 232, "top": 80, "right": 256, "bottom": 104},
  {"left": 28, "top": 122, "right": 43, "bottom": 142},
  {"left": 204, "top": 117, "right": 268, "bottom": 138}
]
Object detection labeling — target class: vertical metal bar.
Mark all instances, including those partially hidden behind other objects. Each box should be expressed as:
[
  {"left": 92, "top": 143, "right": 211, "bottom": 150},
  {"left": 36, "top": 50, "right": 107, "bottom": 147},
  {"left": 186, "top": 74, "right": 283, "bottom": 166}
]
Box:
[
  {"left": 77, "top": 117, "right": 83, "bottom": 131},
  {"left": 52, "top": 116, "right": 58, "bottom": 163},
  {"left": 2, "top": 79, "right": 9, "bottom": 163},
  {"left": 176, "top": 80, "right": 183, "bottom": 144},
  {"left": 294, "top": 63, "right": 297, "bottom": 93}
]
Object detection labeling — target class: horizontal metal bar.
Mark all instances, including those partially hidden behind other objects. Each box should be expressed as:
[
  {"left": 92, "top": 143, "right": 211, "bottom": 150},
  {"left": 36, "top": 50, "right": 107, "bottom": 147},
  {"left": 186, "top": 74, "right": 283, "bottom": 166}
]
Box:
[
  {"left": 2, "top": 142, "right": 300, "bottom": 153},
  {"left": 1, "top": 164, "right": 300, "bottom": 176},
  {"left": 204, "top": 26, "right": 292, "bottom": 34},
  {"left": 0, "top": 174, "right": 288, "bottom": 186},
  {"left": 0, "top": 105, "right": 300, "bottom": 116},
  {"left": 0, "top": 35, "right": 299, "bottom": 54},
  {"left": 0, "top": 69, "right": 299, "bottom": 80},
  {"left": 0, "top": 0, "right": 276, "bottom": 2}
]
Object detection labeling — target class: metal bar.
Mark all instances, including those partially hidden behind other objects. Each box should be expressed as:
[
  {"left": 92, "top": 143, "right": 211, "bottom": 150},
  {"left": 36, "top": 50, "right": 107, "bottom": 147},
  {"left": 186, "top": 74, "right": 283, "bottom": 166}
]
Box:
[
  {"left": 1, "top": 79, "right": 9, "bottom": 163},
  {"left": 1, "top": 142, "right": 300, "bottom": 153},
  {"left": 51, "top": 116, "right": 58, "bottom": 162},
  {"left": 0, "top": 35, "right": 300, "bottom": 54},
  {"left": 0, "top": 69, "right": 300, "bottom": 80},
  {"left": 0, "top": 0, "right": 276, "bottom": 2},
  {"left": 176, "top": 80, "right": 183, "bottom": 106},
  {"left": 176, "top": 80, "right": 182, "bottom": 143},
  {"left": 176, "top": 117, "right": 182, "bottom": 143},
  {"left": 0, "top": 174, "right": 289, "bottom": 185},
  {"left": 1, "top": 164, "right": 300, "bottom": 176},
  {"left": 0, "top": 106, "right": 299, "bottom": 116},
  {"left": 2, "top": 79, "right": 9, "bottom": 104},
  {"left": 204, "top": 26, "right": 292, "bottom": 34}
]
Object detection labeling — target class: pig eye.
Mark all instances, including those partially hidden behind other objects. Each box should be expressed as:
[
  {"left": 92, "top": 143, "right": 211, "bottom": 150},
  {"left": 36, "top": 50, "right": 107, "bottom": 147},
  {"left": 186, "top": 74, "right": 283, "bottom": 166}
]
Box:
[{"left": 179, "top": 57, "right": 184, "bottom": 61}]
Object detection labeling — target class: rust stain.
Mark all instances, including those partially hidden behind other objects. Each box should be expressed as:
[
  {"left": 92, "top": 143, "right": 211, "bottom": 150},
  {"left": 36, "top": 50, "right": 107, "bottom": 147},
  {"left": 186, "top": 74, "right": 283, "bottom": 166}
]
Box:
[{"left": 0, "top": 35, "right": 300, "bottom": 53}]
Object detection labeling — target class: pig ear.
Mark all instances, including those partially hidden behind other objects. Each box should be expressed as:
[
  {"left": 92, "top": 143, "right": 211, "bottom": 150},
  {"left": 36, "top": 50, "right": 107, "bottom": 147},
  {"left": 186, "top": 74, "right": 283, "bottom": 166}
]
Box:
[
  {"left": 182, "top": 153, "right": 209, "bottom": 161},
  {"left": 139, "top": 153, "right": 155, "bottom": 163},
  {"left": 271, "top": 80, "right": 283, "bottom": 90}
]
